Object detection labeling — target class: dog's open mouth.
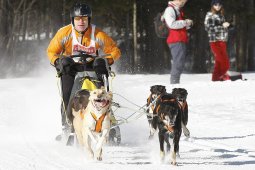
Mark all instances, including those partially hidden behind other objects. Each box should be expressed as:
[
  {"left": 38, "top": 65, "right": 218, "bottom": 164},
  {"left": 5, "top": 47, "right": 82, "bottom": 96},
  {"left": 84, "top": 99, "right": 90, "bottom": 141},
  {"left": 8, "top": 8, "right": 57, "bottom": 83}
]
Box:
[{"left": 93, "top": 99, "right": 109, "bottom": 111}]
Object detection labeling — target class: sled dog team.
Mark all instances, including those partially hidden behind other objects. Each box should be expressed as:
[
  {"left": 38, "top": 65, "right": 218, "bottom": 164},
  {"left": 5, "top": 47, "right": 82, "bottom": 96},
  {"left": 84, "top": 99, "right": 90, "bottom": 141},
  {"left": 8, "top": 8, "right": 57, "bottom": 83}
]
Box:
[{"left": 69, "top": 85, "right": 189, "bottom": 165}]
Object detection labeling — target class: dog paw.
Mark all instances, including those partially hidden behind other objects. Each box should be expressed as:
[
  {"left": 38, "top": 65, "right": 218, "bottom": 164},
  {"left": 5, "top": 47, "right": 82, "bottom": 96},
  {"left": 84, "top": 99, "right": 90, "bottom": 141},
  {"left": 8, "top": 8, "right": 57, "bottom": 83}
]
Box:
[
  {"left": 176, "top": 152, "right": 180, "bottom": 158},
  {"left": 148, "top": 135, "right": 154, "bottom": 140},
  {"left": 160, "top": 151, "right": 165, "bottom": 162},
  {"left": 182, "top": 123, "right": 190, "bottom": 138},
  {"left": 171, "top": 161, "right": 177, "bottom": 166},
  {"left": 183, "top": 127, "right": 190, "bottom": 138},
  {"left": 97, "top": 156, "right": 102, "bottom": 161},
  {"left": 183, "top": 130, "right": 190, "bottom": 138}
]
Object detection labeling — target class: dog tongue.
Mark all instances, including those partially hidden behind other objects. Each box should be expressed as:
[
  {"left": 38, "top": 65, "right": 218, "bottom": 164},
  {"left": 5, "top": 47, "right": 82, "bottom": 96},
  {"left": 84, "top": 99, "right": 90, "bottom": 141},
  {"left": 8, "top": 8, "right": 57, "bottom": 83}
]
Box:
[
  {"left": 99, "top": 99, "right": 107, "bottom": 107},
  {"left": 94, "top": 99, "right": 108, "bottom": 109}
]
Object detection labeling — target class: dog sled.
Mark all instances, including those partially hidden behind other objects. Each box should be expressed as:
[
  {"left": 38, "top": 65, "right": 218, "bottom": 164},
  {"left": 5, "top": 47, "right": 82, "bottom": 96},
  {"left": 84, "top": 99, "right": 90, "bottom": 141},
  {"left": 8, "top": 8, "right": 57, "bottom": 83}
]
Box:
[
  {"left": 55, "top": 53, "right": 190, "bottom": 149},
  {"left": 56, "top": 52, "right": 121, "bottom": 146}
]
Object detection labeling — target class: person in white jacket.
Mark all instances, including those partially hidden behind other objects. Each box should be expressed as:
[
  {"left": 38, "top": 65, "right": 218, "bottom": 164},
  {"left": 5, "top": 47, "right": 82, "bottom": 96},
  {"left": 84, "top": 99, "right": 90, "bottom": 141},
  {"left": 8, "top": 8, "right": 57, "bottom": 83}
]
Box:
[{"left": 162, "top": 0, "right": 193, "bottom": 84}]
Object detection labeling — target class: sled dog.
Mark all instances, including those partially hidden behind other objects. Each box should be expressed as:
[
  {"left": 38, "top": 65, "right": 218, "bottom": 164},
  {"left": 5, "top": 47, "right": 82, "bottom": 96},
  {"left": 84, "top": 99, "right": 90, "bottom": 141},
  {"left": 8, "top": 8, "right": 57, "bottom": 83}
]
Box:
[
  {"left": 146, "top": 85, "right": 166, "bottom": 138},
  {"left": 72, "top": 87, "right": 112, "bottom": 161},
  {"left": 151, "top": 93, "right": 182, "bottom": 165},
  {"left": 172, "top": 88, "right": 190, "bottom": 137}
]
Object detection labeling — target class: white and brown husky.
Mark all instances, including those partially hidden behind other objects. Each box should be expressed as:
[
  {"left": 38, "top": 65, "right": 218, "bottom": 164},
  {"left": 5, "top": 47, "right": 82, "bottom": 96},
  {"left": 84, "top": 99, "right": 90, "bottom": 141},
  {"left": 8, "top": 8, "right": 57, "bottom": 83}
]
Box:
[{"left": 72, "top": 87, "right": 112, "bottom": 161}]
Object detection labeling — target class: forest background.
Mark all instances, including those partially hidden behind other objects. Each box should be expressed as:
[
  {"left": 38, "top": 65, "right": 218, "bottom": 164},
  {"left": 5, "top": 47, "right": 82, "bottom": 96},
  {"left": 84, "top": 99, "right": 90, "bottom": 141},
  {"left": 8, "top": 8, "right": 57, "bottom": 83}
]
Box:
[{"left": 0, "top": 0, "right": 254, "bottom": 77}]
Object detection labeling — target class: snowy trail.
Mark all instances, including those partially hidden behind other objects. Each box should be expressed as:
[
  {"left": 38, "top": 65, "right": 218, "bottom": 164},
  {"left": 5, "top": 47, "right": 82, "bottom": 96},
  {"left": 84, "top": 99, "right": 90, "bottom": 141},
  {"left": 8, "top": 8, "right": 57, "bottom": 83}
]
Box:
[{"left": 0, "top": 72, "right": 255, "bottom": 169}]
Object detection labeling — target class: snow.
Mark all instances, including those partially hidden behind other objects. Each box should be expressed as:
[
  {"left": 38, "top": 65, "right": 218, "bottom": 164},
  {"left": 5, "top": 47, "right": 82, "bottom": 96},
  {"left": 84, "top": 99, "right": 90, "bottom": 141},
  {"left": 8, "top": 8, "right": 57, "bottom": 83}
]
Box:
[{"left": 0, "top": 68, "right": 255, "bottom": 170}]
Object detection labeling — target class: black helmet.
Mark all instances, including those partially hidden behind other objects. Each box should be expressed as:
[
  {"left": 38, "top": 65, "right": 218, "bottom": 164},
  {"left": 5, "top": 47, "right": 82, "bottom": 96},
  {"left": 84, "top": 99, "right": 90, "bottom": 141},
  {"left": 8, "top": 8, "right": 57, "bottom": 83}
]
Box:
[{"left": 70, "top": 3, "right": 92, "bottom": 25}]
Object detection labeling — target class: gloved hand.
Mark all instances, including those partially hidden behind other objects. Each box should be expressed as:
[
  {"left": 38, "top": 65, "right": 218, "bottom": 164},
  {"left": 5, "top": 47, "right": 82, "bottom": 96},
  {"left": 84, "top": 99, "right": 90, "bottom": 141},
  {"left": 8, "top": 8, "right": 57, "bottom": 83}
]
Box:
[
  {"left": 54, "top": 58, "right": 61, "bottom": 71},
  {"left": 55, "top": 57, "right": 75, "bottom": 76},
  {"left": 223, "top": 22, "right": 230, "bottom": 28},
  {"left": 93, "top": 58, "right": 108, "bottom": 75}
]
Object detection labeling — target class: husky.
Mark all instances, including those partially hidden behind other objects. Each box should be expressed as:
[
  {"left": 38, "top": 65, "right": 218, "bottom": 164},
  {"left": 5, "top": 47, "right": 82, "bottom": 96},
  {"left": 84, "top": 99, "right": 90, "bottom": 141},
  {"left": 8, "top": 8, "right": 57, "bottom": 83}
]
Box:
[{"left": 72, "top": 87, "right": 112, "bottom": 161}]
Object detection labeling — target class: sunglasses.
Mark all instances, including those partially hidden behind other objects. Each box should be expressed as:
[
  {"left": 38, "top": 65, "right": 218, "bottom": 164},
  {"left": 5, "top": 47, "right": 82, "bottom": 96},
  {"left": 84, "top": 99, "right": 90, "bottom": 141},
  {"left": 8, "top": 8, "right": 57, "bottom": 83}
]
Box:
[{"left": 74, "top": 16, "right": 88, "bottom": 21}]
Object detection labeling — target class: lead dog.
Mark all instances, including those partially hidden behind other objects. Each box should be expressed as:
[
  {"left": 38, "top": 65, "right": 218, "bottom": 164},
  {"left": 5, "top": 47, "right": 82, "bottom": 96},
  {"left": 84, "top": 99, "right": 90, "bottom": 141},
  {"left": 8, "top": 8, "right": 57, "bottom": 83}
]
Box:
[
  {"left": 72, "top": 87, "right": 112, "bottom": 161},
  {"left": 151, "top": 93, "right": 182, "bottom": 165}
]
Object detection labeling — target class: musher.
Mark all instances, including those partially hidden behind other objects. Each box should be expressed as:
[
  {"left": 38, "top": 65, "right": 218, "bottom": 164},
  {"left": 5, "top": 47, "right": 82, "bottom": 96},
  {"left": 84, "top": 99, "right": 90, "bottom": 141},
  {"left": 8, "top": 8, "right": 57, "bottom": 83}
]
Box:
[{"left": 47, "top": 3, "right": 121, "bottom": 140}]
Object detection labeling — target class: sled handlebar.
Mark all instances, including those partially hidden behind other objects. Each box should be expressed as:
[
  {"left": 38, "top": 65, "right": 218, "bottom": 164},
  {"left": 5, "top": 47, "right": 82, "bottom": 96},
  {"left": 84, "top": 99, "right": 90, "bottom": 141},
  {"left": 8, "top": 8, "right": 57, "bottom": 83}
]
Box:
[
  {"left": 57, "top": 52, "right": 112, "bottom": 73},
  {"left": 60, "top": 53, "right": 111, "bottom": 60}
]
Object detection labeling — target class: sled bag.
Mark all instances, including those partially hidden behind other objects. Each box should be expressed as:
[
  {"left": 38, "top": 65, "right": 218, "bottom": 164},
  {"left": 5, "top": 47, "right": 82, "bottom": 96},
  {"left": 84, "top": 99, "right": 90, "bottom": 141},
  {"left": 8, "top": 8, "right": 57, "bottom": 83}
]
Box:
[
  {"left": 81, "top": 77, "right": 101, "bottom": 91},
  {"left": 228, "top": 71, "right": 243, "bottom": 81}
]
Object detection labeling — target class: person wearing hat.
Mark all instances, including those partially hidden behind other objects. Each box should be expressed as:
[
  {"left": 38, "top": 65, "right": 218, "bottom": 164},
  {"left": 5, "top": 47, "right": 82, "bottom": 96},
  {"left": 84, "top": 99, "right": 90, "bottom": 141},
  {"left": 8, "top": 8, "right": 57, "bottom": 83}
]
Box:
[
  {"left": 204, "top": 0, "right": 231, "bottom": 81},
  {"left": 47, "top": 3, "right": 121, "bottom": 140}
]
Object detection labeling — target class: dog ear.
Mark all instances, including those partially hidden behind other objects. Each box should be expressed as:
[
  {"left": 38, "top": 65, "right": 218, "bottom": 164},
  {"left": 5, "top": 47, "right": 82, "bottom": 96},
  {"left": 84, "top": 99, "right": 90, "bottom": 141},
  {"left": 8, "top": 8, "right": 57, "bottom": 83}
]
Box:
[
  {"left": 150, "top": 86, "right": 155, "bottom": 93},
  {"left": 184, "top": 89, "right": 188, "bottom": 96},
  {"left": 89, "top": 90, "right": 96, "bottom": 99},
  {"left": 172, "top": 88, "right": 177, "bottom": 93},
  {"left": 161, "top": 86, "right": 166, "bottom": 93}
]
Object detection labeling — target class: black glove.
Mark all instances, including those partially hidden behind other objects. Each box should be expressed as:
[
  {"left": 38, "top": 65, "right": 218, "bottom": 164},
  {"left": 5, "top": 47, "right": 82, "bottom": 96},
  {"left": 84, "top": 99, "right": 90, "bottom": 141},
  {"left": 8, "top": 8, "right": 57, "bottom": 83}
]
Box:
[
  {"left": 54, "top": 58, "right": 61, "bottom": 71},
  {"left": 55, "top": 57, "right": 75, "bottom": 76},
  {"left": 93, "top": 58, "right": 108, "bottom": 75}
]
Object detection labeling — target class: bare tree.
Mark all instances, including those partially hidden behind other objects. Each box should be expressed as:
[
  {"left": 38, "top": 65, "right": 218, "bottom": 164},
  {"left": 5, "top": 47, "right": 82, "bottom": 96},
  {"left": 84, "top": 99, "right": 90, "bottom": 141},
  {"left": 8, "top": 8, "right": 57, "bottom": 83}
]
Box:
[{"left": 132, "top": 0, "right": 138, "bottom": 73}]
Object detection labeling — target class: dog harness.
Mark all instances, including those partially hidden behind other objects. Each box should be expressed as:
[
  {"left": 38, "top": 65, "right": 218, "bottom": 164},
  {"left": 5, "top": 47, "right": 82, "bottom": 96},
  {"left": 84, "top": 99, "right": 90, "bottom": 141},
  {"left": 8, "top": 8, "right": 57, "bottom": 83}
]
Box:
[
  {"left": 80, "top": 110, "right": 84, "bottom": 120},
  {"left": 177, "top": 101, "right": 187, "bottom": 113},
  {"left": 147, "top": 94, "right": 155, "bottom": 112},
  {"left": 155, "top": 98, "right": 177, "bottom": 133},
  {"left": 147, "top": 94, "right": 166, "bottom": 113},
  {"left": 90, "top": 112, "right": 107, "bottom": 133}
]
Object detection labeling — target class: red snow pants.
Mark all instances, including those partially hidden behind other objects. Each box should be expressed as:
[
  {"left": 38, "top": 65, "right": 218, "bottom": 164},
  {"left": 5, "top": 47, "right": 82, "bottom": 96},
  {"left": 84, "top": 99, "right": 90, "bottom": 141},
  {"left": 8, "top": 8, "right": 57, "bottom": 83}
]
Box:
[{"left": 210, "top": 41, "right": 230, "bottom": 81}]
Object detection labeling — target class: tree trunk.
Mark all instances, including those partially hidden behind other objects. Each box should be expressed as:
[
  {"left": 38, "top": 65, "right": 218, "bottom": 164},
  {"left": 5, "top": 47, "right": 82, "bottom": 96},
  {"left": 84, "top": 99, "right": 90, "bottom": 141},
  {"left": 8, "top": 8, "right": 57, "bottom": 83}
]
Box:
[
  {"left": 0, "top": 0, "right": 8, "bottom": 53},
  {"left": 236, "top": 15, "right": 248, "bottom": 71},
  {"left": 133, "top": 0, "right": 138, "bottom": 73},
  {"left": 21, "top": 0, "right": 28, "bottom": 41},
  {"left": 247, "top": 0, "right": 255, "bottom": 71}
]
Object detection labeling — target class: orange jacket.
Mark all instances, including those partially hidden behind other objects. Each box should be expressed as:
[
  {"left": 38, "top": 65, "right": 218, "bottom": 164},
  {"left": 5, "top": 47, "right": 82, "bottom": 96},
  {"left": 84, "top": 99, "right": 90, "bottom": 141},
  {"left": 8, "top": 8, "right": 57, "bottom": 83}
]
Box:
[{"left": 47, "top": 24, "right": 121, "bottom": 65}]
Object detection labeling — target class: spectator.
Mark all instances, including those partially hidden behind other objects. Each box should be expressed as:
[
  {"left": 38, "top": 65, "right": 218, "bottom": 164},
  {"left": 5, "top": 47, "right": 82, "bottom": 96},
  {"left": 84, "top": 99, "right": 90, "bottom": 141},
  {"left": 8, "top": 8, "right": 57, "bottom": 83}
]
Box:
[
  {"left": 204, "top": 0, "right": 230, "bottom": 81},
  {"left": 162, "top": 0, "right": 193, "bottom": 84}
]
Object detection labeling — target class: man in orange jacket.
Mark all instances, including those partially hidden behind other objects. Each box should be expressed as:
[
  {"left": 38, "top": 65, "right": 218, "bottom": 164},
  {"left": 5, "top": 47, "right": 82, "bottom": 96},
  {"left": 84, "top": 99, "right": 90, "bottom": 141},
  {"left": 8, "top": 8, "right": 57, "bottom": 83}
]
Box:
[{"left": 47, "top": 3, "right": 121, "bottom": 140}]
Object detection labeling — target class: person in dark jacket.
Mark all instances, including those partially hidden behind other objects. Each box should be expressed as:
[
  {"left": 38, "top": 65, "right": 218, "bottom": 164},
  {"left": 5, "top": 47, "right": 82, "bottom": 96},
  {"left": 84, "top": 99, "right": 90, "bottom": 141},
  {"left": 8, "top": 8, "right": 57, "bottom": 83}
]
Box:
[{"left": 204, "top": 0, "right": 231, "bottom": 81}]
